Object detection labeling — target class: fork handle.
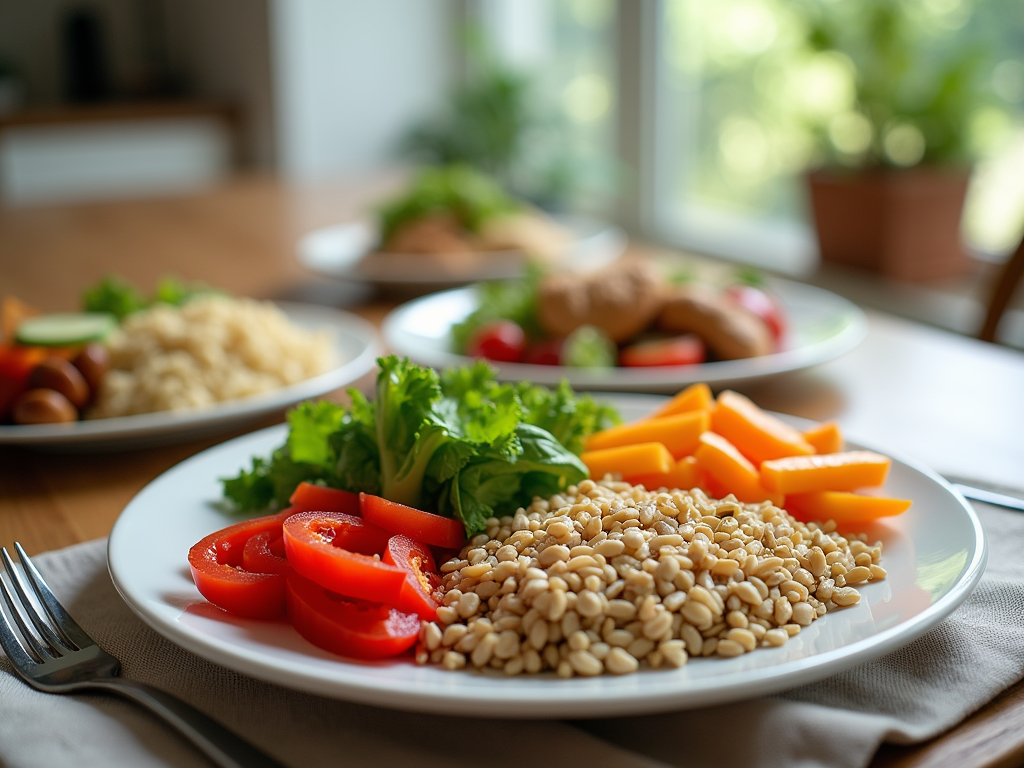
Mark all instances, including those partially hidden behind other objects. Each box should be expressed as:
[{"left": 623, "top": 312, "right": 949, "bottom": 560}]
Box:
[{"left": 88, "top": 678, "right": 287, "bottom": 768}]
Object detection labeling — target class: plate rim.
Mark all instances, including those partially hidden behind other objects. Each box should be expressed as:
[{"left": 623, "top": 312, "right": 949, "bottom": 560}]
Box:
[
  {"left": 380, "top": 278, "right": 869, "bottom": 390},
  {"left": 0, "top": 302, "right": 382, "bottom": 447},
  {"left": 106, "top": 396, "right": 986, "bottom": 718}
]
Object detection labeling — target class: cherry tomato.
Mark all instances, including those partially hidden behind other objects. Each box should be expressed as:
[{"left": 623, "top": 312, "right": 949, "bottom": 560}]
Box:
[
  {"left": 467, "top": 320, "right": 527, "bottom": 363},
  {"left": 285, "top": 574, "right": 421, "bottom": 660},
  {"left": 726, "top": 285, "right": 786, "bottom": 344},
  {"left": 619, "top": 335, "right": 706, "bottom": 368},
  {"left": 359, "top": 492, "right": 466, "bottom": 549},
  {"left": 187, "top": 509, "right": 296, "bottom": 619},
  {"left": 281, "top": 510, "right": 406, "bottom": 605},
  {"left": 523, "top": 338, "right": 564, "bottom": 366},
  {"left": 289, "top": 482, "right": 360, "bottom": 514},
  {"left": 382, "top": 534, "right": 442, "bottom": 620}
]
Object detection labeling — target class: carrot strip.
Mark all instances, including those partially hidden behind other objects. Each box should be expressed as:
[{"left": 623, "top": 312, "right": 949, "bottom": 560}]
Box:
[
  {"left": 694, "top": 432, "right": 784, "bottom": 506},
  {"left": 785, "top": 491, "right": 911, "bottom": 526},
  {"left": 760, "top": 451, "right": 891, "bottom": 494},
  {"left": 645, "top": 383, "right": 713, "bottom": 420},
  {"left": 710, "top": 390, "right": 815, "bottom": 465},
  {"left": 803, "top": 421, "right": 844, "bottom": 454},
  {"left": 581, "top": 442, "right": 675, "bottom": 481},
  {"left": 586, "top": 409, "right": 709, "bottom": 459},
  {"left": 629, "top": 456, "right": 703, "bottom": 493}
]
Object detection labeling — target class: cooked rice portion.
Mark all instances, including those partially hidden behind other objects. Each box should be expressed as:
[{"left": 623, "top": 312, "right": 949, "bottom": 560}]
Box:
[{"left": 88, "top": 296, "right": 335, "bottom": 418}]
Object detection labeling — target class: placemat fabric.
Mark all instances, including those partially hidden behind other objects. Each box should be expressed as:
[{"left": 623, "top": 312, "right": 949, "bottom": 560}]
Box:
[{"left": 1, "top": 501, "right": 1022, "bottom": 768}]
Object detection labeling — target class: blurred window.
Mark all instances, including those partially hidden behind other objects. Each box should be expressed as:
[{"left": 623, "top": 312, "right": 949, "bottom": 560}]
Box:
[
  {"left": 656, "top": 0, "right": 1024, "bottom": 268},
  {"left": 482, "top": 0, "right": 1024, "bottom": 265},
  {"left": 475, "top": 0, "right": 617, "bottom": 211}
]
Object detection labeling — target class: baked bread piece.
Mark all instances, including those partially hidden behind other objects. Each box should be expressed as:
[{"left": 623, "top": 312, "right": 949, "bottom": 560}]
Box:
[
  {"left": 657, "top": 285, "right": 773, "bottom": 360},
  {"left": 537, "top": 260, "right": 666, "bottom": 343}
]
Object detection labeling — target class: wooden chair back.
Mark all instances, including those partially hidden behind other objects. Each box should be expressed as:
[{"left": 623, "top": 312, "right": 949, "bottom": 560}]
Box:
[{"left": 978, "top": 236, "right": 1024, "bottom": 343}]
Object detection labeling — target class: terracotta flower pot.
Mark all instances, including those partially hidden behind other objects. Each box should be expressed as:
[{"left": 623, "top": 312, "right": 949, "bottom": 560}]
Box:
[{"left": 806, "top": 167, "right": 974, "bottom": 282}]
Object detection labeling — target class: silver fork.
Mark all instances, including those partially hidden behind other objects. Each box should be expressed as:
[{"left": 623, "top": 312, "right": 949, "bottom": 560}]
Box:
[{"left": 0, "top": 543, "right": 286, "bottom": 768}]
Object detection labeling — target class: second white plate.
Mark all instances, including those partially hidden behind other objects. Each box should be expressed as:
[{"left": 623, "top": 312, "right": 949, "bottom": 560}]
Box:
[
  {"left": 297, "top": 215, "right": 627, "bottom": 288},
  {"left": 107, "top": 395, "right": 985, "bottom": 718},
  {"left": 382, "top": 279, "right": 868, "bottom": 392},
  {"left": 0, "top": 303, "right": 381, "bottom": 451}
]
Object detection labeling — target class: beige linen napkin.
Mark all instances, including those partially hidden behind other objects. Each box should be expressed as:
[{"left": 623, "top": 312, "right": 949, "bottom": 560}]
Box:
[{"left": 1, "top": 500, "right": 1022, "bottom": 768}]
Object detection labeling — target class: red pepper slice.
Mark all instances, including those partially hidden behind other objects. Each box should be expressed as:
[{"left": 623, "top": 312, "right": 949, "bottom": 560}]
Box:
[
  {"left": 187, "top": 509, "right": 295, "bottom": 619},
  {"left": 289, "top": 482, "right": 360, "bottom": 515},
  {"left": 382, "top": 535, "right": 442, "bottom": 620},
  {"left": 360, "top": 492, "right": 466, "bottom": 549},
  {"left": 285, "top": 574, "right": 421, "bottom": 660},
  {"left": 281, "top": 510, "right": 406, "bottom": 605},
  {"left": 241, "top": 532, "right": 292, "bottom": 576}
]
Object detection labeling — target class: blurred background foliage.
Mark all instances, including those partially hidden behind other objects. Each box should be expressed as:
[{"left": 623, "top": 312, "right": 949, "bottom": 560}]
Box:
[
  {"left": 664, "top": 0, "right": 1024, "bottom": 252},
  {"left": 400, "top": 8, "right": 618, "bottom": 211}
]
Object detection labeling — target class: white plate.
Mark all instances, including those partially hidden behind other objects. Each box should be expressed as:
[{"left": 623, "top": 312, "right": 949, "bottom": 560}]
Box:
[
  {"left": 108, "top": 395, "right": 985, "bottom": 718},
  {"left": 382, "top": 278, "right": 868, "bottom": 392},
  {"left": 296, "top": 215, "right": 627, "bottom": 287},
  {"left": 0, "top": 303, "right": 381, "bottom": 451}
]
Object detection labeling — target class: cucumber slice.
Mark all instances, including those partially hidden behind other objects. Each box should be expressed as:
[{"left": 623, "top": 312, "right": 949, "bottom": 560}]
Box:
[{"left": 15, "top": 312, "right": 117, "bottom": 347}]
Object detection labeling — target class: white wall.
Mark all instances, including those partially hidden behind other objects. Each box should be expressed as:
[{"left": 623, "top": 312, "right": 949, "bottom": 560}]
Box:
[
  {"left": 163, "top": 0, "right": 277, "bottom": 168},
  {"left": 270, "top": 0, "right": 457, "bottom": 180}
]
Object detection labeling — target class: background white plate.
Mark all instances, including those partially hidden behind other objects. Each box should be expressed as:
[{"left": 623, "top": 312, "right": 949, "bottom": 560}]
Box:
[
  {"left": 382, "top": 278, "right": 868, "bottom": 393},
  {"left": 107, "top": 395, "right": 985, "bottom": 718},
  {"left": 0, "top": 303, "right": 381, "bottom": 451},
  {"left": 297, "top": 214, "right": 627, "bottom": 287}
]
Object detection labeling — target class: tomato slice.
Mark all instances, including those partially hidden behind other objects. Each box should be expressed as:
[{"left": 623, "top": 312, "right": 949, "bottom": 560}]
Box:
[
  {"left": 382, "top": 535, "right": 442, "bottom": 620},
  {"left": 285, "top": 574, "right": 421, "bottom": 660},
  {"left": 289, "top": 482, "right": 361, "bottom": 514},
  {"left": 467, "top": 320, "right": 527, "bottom": 363},
  {"left": 359, "top": 492, "right": 466, "bottom": 549},
  {"left": 523, "top": 338, "right": 564, "bottom": 366},
  {"left": 726, "top": 285, "right": 786, "bottom": 345},
  {"left": 619, "top": 335, "right": 706, "bottom": 368},
  {"left": 187, "top": 509, "right": 295, "bottom": 619},
  {"left": 281, "top": 510, "right": 406, "bottom": 605},
  {"left": 242, "top": 532, "right": 292, "bottom": 576}
]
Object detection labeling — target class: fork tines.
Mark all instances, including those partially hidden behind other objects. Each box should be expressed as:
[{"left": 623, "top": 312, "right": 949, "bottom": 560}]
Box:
[{"left": 0, "top": 543, "right": 92, "bottom": 664}]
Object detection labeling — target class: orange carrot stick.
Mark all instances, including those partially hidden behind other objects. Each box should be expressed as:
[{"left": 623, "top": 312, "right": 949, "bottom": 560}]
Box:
[
  {"left": 803, "top": 421, "right": 844, "bottom": 454},
  {"left": 760, "top": 451, "right": 891, "bottom": 494},
  {"left": 645, "top": 382, "right": 713, "bottom": 420},
  {"left": 710, "top": 390, "right": 814, "bottom": 465},
  {"left": 785, "top": 491, "right": 911, "bottom": 526},
  {"left": 581, "top": 442, "right": 675, "bottom": 481},
  {"left": 586, "top": 409, "right": 709, "bottom": 459},
  {"left": 694, "top": 432, "right": 784, "bottom": 506}
]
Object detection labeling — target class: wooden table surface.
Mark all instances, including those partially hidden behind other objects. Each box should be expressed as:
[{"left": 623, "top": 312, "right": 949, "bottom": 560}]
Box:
[{"left": 2, "top": 176, "right": 1023, "bottom": 768}]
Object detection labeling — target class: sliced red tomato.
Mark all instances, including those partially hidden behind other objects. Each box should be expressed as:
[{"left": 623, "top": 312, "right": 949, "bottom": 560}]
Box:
[
  {"left": 726, "top": 285, "right": 786, "bottom": 345},
  {"left": 242, "top": 532, "right": 292, "bottom": 576},
  {"left": 281, "top": 510, "right": 406, "bottom": 605},
  {"left": 187, "top": 509, "right": 295, "bottom": 619},
  {"left": 619, "top": 335, "right": 706, "bottom": 368},
  {"left": 467, "top": 320, "right": 527, "bottom": 363},
  {"left": 359, "top": 492, "right": 466, "bottom": 549},
  {"left": 289, "top": 482, "right": 360, "bottom": 514},
  {"left": 285, "top": 574, "right": 421, "bottom": 660},
  {"left": 382, "top": 535, "right": 442, "bottom": 620}
]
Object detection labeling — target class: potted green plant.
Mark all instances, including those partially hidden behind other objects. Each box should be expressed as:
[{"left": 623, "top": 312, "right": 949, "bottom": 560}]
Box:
[{"left": 798, "top": 0, "right": 1001, "bottom": 281}]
